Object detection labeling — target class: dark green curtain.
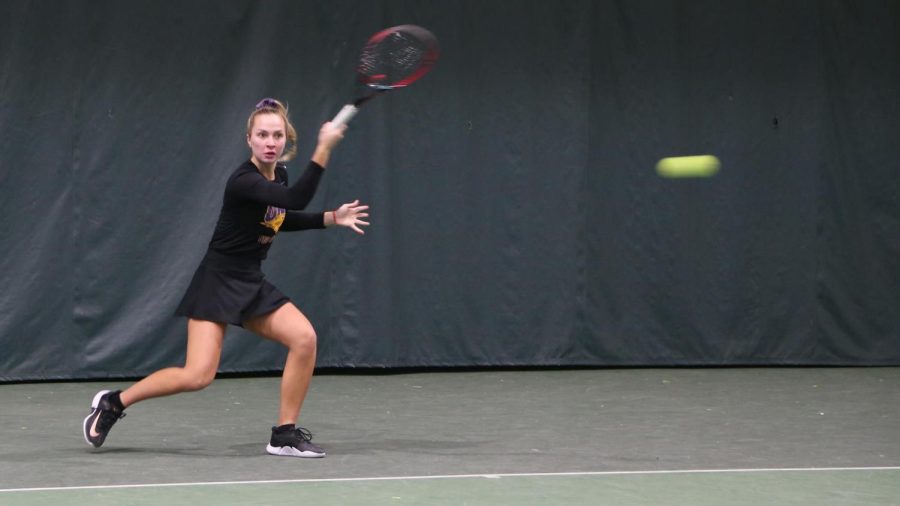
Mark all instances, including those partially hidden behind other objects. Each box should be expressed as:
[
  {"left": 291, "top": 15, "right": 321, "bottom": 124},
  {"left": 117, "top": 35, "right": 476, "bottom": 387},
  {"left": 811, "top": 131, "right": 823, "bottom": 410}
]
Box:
[{"left": 1, "top": 0, "right": 898, "bottom": 381}]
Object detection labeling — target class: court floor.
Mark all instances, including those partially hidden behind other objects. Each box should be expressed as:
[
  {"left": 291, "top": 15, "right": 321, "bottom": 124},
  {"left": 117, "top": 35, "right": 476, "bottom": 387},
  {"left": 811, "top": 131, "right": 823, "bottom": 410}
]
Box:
[{"left": 1, "top": 368, "right": 898, "bottom": 504}]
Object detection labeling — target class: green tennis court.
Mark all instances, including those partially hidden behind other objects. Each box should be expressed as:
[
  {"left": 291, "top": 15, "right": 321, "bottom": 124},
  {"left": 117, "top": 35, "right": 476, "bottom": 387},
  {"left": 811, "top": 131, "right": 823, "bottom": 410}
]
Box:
[{"left": 2, "top": 368, "right": 898, "bottom": 504}]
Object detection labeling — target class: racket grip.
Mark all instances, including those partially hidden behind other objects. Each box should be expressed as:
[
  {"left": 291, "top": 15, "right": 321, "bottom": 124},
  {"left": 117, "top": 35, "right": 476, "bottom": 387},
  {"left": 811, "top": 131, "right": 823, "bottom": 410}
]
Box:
[{"left": 331, "top": 105, "right": 359, "bottom": 127}]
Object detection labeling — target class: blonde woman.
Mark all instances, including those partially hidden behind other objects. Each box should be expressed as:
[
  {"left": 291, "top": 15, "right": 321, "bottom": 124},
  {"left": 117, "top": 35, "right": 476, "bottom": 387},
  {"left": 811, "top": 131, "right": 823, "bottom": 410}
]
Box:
[{"left": 83, "top": 98, "right": 368, "bottom": 458}]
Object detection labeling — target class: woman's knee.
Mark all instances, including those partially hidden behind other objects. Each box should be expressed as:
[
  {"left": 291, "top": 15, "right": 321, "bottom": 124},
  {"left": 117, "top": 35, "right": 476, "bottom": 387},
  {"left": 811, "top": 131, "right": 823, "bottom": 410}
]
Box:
[
  {"left": 181, "top": 366, "right": 216, "bottom": 391},
  {"left": 288, "top": 326, "right": 317, "bottom": 355}
]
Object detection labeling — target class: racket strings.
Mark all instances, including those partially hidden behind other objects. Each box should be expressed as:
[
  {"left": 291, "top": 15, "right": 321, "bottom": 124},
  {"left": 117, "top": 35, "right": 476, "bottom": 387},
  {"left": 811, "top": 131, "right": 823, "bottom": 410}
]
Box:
[{"left": 358, "top": 32, "right": 431, "bottom": 86}]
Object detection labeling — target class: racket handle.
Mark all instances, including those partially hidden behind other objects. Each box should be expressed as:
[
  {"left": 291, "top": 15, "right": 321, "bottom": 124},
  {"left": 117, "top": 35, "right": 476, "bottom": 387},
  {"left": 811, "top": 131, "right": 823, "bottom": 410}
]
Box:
[{"left": 331, "top": 105, "right": 359, "bottom": 127}]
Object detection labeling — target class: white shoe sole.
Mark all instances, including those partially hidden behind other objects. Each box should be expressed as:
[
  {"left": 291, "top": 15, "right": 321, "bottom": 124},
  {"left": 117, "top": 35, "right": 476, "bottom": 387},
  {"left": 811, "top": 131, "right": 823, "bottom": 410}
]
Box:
[
  {"left": 266, "top": 444, "right": 326, "bottom": 458},
  {"left": 82, "top": 390, "right": 111, "bottom": 447}
]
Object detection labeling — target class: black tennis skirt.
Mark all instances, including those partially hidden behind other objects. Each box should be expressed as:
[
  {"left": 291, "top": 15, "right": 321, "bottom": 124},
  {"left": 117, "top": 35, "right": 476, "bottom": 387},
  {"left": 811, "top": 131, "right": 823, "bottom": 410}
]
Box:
[{"left": 174, "top": 250, "right": 290, "bottom": 326}]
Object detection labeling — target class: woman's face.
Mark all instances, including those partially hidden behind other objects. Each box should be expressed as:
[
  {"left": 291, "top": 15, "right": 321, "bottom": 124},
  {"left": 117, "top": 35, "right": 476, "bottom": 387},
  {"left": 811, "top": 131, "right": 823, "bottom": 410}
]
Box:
[{"left": 247, "top": 113, "right": 286, "bottom": 165}]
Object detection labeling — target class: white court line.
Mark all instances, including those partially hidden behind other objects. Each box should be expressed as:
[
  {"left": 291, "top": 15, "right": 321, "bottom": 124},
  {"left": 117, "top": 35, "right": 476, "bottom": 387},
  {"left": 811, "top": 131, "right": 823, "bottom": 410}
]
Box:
[{"left": 2, "top": 466, "right": 899, "bottom": 494}]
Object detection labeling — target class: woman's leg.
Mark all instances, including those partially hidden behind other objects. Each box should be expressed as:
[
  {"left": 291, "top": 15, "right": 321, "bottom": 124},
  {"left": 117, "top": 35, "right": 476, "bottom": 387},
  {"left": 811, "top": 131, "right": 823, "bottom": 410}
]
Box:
[
  {"left": 84, "top": 318, "right": 226, "bottom": 447},
  {"left": 119, "top": 319, "right": 226, "bottom": 407},
  {"left": 243, "top": 303, "right": 317, "bottom": 425},
  {"left": 244, "top": 302, "right": 323, "bottom": 457}
]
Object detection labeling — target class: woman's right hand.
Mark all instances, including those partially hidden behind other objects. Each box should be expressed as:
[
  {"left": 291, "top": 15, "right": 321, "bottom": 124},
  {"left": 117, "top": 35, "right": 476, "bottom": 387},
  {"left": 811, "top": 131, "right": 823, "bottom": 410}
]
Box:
[
  {"left": 318, "top": 121, "right": 347, "bottom": 151},
  {"left": 312, "top": 121, "right": 347, "bottom": 167}
]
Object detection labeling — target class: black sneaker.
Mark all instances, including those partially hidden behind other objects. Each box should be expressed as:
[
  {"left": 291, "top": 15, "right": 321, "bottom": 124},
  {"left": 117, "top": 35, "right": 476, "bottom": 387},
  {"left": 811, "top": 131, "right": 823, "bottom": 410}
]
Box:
[
  {"left": 83, "top": 390, "right": 125, "bottom": 448},
  {"left": 266, "top": 426, "right": 326, "bottom": 458}
]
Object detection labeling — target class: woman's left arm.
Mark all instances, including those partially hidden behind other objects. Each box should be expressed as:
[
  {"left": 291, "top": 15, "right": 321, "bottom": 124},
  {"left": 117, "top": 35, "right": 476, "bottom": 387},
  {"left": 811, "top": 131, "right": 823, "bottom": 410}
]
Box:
[
  {"left": 281, "top": 211, "right": 325, "bottom": 232},
  {"left": 282, "top": 200, "right": 370, "bottom": 234}
]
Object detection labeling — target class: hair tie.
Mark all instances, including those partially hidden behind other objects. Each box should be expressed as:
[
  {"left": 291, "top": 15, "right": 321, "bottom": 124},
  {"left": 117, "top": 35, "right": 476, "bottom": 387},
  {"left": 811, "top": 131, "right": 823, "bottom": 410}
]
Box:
[{"left": 255, "top": 98, "right": 278, "bottom": 110}]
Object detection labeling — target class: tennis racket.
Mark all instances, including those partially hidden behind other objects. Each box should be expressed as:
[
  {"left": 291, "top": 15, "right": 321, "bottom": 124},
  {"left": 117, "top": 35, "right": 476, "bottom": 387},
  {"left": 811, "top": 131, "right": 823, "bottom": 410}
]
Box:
[{"left": 331, "top": 24, "right": 439, "bottom": 127}]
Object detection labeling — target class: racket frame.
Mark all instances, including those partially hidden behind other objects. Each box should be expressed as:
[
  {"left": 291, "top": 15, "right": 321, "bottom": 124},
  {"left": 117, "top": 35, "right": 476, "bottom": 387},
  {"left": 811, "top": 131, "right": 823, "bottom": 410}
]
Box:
[{"left": 331, "top": 25, "right": 438, "bottom": 127}]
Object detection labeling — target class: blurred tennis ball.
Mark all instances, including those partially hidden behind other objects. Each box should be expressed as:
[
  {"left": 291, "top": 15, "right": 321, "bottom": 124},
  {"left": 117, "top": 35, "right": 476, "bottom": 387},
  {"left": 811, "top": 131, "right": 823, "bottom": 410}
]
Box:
[{"left": 656, "top": 155, "right": 720, "bottom": 178}]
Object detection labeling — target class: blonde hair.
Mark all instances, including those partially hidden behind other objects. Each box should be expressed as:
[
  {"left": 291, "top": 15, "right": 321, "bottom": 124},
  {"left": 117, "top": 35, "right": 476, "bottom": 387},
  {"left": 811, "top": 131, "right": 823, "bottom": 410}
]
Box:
[{"left": 247, "top": 98, "right": 298, "bottom": 162}]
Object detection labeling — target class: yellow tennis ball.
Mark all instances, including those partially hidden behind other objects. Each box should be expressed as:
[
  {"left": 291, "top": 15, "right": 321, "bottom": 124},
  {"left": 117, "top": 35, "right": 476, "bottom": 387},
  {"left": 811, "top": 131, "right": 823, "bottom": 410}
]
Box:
[{"left": 656, "top": 155, "right": 720, "bottom": 178}]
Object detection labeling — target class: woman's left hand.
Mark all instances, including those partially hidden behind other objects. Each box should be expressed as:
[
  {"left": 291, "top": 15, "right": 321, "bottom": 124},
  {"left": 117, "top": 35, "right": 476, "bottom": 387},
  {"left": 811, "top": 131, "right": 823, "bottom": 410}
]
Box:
[{"left": 332, "top": 200, "right": 370, "bottom": 234}]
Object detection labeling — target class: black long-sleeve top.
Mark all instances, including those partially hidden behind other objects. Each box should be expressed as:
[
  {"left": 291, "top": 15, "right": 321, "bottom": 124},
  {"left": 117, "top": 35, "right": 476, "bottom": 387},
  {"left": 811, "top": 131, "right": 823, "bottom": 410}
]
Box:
[{"left": 207, "top": 160, "right": 326, "bottom": 259}]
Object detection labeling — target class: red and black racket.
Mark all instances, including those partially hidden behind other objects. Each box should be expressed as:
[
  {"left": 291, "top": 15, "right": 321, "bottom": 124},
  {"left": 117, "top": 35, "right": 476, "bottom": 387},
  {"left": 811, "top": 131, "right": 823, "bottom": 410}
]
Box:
[{"left": 331, "top": 24, "right": 439, "bottom": 127}]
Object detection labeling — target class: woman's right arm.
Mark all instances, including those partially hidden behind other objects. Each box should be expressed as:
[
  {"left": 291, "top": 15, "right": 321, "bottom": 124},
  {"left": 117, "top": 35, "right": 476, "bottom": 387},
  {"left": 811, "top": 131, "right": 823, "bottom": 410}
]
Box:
[{"left": 228, "top": 161, "right": 325, "bottom": 210}]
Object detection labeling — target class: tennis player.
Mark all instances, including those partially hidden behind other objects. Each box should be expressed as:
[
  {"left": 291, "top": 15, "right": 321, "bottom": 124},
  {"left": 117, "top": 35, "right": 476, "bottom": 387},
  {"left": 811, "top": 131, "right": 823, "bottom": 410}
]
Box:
[{"left": 83, "top": 98, "right": 368, "bottom": 458}]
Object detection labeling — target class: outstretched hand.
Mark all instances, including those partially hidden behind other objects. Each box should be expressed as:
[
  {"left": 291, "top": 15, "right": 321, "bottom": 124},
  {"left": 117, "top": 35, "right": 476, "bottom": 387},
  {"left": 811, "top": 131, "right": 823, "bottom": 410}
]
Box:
[{"left": 333, "top": 200, "right": 370, "bottom": 235}]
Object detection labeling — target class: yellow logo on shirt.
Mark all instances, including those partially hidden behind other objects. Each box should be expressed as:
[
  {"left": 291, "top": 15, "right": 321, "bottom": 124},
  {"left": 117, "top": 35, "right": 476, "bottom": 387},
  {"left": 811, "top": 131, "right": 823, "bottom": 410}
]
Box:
[{"left": 261, "top": 205, "right": 286, "bottom": 232}]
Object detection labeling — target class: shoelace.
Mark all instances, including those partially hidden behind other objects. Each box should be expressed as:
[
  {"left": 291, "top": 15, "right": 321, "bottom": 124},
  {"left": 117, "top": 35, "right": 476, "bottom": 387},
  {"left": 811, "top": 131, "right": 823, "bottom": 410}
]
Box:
[
  {"left": 294, "top": 427, "right": 313, "bottom": 442},
  {"left": 97, "top": 410, "right": 125, "bottom": 432}
]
